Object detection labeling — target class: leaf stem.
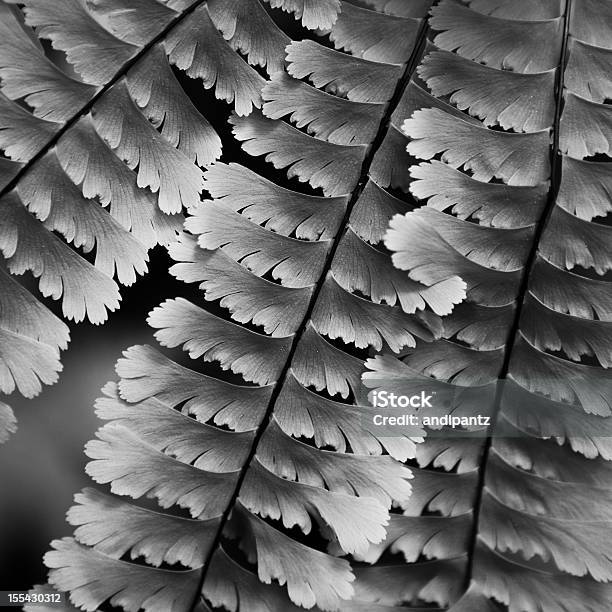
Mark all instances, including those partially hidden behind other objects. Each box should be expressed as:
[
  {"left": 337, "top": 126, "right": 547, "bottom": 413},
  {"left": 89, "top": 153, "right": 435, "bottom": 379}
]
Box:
[
  {"left": 462, "top": 0, "right": 574, "bottom": 593},
  {"left": 189, "top": 19, "right": 432, "bottom": 612},
  {"left": 0, "top": 0, "right": 208, "bottom": 201}
]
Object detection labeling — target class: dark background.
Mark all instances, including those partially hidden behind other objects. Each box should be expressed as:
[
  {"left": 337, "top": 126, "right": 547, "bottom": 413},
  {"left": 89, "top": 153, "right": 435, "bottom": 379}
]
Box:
[{"left": 0, "top": 249, "right": 187, "bottom": 590}]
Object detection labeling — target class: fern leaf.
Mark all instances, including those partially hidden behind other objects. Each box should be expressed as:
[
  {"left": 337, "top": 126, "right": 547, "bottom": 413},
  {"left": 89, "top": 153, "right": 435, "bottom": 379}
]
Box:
[
  {"left": 68, "top": 487, "right": 221, "bottom": 568},
  {"left": 187, "top": 199, "right": 331, "bottom": 287},
  {"left": 93, "top": 81, "right": 205, "bottom": 214},
  {"left": 45, "top": 537, "right": 200, "bottom": 612},
  {"left": 364, "top": 1, "right": 612, "bottom": 609},
  {"left": 150, "top": 298, "right": 292, "bottom": 385},
  {"left": 56, "top": 118, "right": 183, "bottom": 248},
  {"left": 430, "top": 0, "right": 563, "bottom": 74},
  {"left": 0, "top": 329, "right": 62, "bottom": 399},
  {"left": 0, "top": 266, "right": 66, "bottom": 400},
  {"left": 386, "top": 211, "right": 523, "bottom": 306},
  {"left": 0, "top": 92, "right": 59, "bottom": 160},
  {"left": 0, "top": 0, "right": 288, "bottom": 438},
  {"left": 329, "top": 2, "right": 421, "bottom": 64},
  {"left": 170, "top": 235, "right": 312, "bottom": 337},
  {"left": 410, "top": 157, "right": 549, "bottom": 228},
  {"left": 518, "top": 294, "right": 612, "bottom": 364},
  {"left": 557, "top": 156, "right": 610, "bottom": 221},
  {"left": 348, "top": 178, "right": 408, "bottom": 245},
  {"left": 349, "top": 512, "right": 472, "bottom": 564},
  {"left": 470, "top": 542, "right": 612, "bottom": 612},
  {"left": 347, "top": 558, "right": 466, "bottom": 608},
  {"left": 539, "top": 205, "right": 612, "bottom": 274},
  {"left": 311, "top": 275, "right": 440, "bottom": 351},
  {"left": 208, "top": 0, "right": 290, "bottom": 75},
  {"left": 480, "top": 490, "right": 612, "bottom": 581},
  {"left": 1, "top": 191, "right": 121, "bottom": 323},
  {"left": 88, "top": 0, "right": 178, "bottom": 44},
  {"left": 331, "top": 228, "right": 464, "bottom": 315},
  {"left": 0, "top": 3, "right": 96, "bottom": 121},
  {"left": 163, "top": 4, "right": 266, "bottom": 117},
  {"left": 17, "top": 0, "right": 140, "bottom": 84},
  {"left": 287, "top": 39, "right": 403, "bottom": 103},
  {"left": 570, "top": 0, "right": 612, "bottom": 47},
  {"left": 202, "top": 161, "right": 348, "bottom": 240},
  {"left": 202, "top": 546, "right": 305, "bottom": 612},
  {"left": 559, "top": 91, "right": 612, "bottom": 158},
  {"left": 117, "top": 344, "right": 273, "bottom": 432},
  {"left": 0, "top": 266, "right": 70, "bottom": 352},
  {"left": 264, "top": 0, "right": 342, "bottom": 30},
  {"left": 230, "top": 110, "right": 367, "bottom": 196},
  {"left": 403, "top": 109, "right": 550, "bottom": 186},
  {"left": 262, "top": 71, "right": 384, "bottom": 145},
  {"left": 126, "top": 45, "right": 221, "bottom": 167},
  {"left": 418, "top": 49, "right": 556, "bottom": 133},
  {"left": 564, "top": 38, "right": 612, "bottom": 103},
  {"left": 394, "top": 79, "right": 483, "bottom": 126},
  {"left": 19, "top": 153, "right": 149, "bottom": 285},
  {"left": 271, "top": 372, "right": 420, "bottom": 461},
  {"left": 528, "top": 256, "right": 611, "bottom": 319}
]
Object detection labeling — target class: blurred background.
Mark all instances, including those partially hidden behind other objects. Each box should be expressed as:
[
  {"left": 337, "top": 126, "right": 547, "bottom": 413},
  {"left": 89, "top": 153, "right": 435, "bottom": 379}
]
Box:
[{"left": 0, "top": 250, "right": 189, "bottom": 590}]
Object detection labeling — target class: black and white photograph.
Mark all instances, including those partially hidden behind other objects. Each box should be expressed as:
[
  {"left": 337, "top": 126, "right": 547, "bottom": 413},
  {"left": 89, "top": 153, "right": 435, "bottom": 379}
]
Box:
[{"left": 0, "top": 0, "right": 611, "bottom": 610}]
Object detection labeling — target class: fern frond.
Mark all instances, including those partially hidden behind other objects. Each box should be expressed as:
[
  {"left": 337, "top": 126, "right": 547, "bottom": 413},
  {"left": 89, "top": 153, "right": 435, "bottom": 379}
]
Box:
[
  {"left": 365, "top": 0, "right": 612, "bottom": 610},
  {"left": 0, "top": 0, "right": 298, "bottom": 440}
]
